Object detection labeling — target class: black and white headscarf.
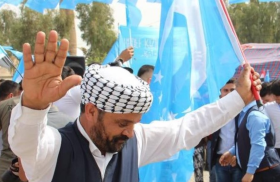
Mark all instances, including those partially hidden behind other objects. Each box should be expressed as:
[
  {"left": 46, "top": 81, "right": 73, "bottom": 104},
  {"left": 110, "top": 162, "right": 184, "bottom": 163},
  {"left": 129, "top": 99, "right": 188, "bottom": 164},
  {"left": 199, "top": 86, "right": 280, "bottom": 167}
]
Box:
[{"left": 81, "top": 64, "right": 153, "bottom": 113}]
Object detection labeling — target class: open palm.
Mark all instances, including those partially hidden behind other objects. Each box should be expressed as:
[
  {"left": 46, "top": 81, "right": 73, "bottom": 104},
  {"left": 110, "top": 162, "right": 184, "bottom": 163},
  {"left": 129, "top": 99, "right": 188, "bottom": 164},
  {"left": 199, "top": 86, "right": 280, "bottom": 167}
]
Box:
[{"left": 22, "top": 31, "right": 82, "bottom": 110}]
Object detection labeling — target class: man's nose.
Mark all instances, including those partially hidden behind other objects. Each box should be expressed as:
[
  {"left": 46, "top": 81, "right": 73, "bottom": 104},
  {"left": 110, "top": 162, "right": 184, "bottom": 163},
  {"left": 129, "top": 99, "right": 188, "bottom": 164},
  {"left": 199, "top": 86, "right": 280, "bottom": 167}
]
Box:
[{"left": 122, "top": 128, "right": 134, "bottom": 138}]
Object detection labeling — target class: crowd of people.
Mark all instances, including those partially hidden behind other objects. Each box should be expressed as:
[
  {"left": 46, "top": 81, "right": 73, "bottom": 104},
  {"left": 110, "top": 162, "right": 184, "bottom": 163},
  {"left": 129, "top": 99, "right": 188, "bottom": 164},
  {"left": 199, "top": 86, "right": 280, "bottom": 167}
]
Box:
[{"left": 0, "top": 30, "right": 277, "bottom": 182}]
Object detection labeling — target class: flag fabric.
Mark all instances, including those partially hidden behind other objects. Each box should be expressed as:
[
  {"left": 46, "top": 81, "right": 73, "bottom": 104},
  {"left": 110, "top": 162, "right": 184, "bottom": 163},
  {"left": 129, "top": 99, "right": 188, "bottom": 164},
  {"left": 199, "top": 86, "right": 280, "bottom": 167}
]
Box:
[
  {"left": 8, "top": 49, "right": 24, "bottom": 83},
  {"left": 139, "top": 0, "right": 243, "bottom": 181},
  {"left": 102, "top": 26, "right": 159, "bottom": 74},
  {"left": 0, "top": 45, "right": 13, "bottom": 69},
  {"left": 264, "top": 69, "right": 270, "bottom": 82},
  {"left": 118, "top": 0, "right": 142, "bottom": 26},
  {"left": 260, "top": 69, "right": 266, "bottom": 82}
]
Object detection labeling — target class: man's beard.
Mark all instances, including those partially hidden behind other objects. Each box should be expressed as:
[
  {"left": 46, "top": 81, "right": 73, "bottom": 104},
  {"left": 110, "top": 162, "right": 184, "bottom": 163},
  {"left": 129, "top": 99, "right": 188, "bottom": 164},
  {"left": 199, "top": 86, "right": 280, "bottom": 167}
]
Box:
[{"left": 90, "top": 119, "right": 129, "bottom": 153}]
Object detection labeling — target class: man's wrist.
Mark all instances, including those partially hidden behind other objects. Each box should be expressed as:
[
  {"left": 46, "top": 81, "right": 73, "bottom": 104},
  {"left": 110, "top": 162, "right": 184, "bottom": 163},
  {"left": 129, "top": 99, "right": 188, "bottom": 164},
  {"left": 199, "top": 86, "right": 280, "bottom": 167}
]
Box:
[{"left": 22, "top": 93, "right": 49, "bottom": 110}]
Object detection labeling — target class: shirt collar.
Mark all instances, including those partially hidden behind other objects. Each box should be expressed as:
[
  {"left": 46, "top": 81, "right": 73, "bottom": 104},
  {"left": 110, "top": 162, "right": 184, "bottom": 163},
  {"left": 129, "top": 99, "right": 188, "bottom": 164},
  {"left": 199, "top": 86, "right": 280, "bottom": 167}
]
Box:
[
  {"left": 242, "top": 101, "right": 256, "bottom": 113},
  {"left": 76, "top": 118, "right": 117, "bottom": 156}
]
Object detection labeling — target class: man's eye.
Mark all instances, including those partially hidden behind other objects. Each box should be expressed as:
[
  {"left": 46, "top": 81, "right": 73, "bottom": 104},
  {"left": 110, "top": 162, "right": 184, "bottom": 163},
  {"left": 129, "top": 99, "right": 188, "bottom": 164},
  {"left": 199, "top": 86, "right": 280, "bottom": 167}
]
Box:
[{"left": 119, "top": 123, "right": 128, "bottom": 127}]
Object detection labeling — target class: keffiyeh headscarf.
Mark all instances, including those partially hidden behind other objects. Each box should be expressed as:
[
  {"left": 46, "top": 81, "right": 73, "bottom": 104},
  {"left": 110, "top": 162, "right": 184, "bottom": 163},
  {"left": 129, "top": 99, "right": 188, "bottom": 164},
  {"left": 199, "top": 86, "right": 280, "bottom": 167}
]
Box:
[{"left": 81, "top": 64, "right": 153, "bottom": 113}]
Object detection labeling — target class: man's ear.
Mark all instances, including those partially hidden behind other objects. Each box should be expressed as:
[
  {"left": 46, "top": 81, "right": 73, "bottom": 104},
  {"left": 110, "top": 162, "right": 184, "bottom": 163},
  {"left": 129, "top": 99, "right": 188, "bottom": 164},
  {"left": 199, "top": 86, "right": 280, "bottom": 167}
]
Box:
[
  {"left": 84, "top": 103, "right": 98, "bottom": 122},
  {"left": 6, "top": 93, "right": 13, "bottom": 99}
]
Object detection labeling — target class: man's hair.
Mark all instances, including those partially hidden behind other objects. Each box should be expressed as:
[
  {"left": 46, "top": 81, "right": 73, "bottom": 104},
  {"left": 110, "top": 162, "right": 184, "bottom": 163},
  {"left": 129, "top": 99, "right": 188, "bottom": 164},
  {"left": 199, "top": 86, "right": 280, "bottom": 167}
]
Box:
[
  {"left": 0, "top": 79, "right": 5, "bottom": 85},
  {"left": 137, "top": 65, "right": 154, "bottom": 77},
  {"left": 260, "top": 82, "right": 272, "bottom": 97},
  {"left": 61, "top": 66, "right": 75, "bottom": 80},
  {"left": 271, "top": 79, "right": 280, "bottom": 96},
  {"left": 0, "top": 80, "right": 19, "bottom": 101},
  {"left": 226, "top": 78, "right": 236, "bottom": 85}
]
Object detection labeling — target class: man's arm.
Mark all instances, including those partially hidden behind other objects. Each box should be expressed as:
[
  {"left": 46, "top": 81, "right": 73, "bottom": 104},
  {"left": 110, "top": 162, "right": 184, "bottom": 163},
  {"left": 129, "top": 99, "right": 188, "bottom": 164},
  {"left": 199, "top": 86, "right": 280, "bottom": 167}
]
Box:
[
  {"left": 8, "top": 30, "right": 81, "bottom": 182},
  {"left": 135, "top": 64, "right": 261, "bottom": 167},
  {"left": 9, "top": 102, "right": 61, "bottom": 182},
  {"left": 246, "top": 111, "right": 269, "bottom": 174},
  {"left": 136, "top": 90, "right": 244, "bottom": 166}
]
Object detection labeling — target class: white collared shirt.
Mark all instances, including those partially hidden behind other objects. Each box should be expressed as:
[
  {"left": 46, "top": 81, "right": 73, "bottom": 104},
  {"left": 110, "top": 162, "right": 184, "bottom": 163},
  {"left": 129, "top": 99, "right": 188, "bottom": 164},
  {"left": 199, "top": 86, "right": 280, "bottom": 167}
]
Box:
[
  {"left": 8, "top": 91, "right": 244, "bottom": 182},
  {"left": 217, "top": 119, "right": 236, "bottom": 154},
  {"left": 264, "top": 101, "right": 280, "bottom": 148},
  {"left": 76, "top": 119, "right": 115, "bottom": 179}
]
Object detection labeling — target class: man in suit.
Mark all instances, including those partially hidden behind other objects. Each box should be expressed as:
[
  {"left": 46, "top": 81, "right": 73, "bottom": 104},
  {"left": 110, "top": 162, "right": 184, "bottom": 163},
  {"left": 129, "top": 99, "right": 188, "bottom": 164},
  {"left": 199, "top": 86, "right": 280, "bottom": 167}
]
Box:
[{"left": 210, "top": 78, "right": 242, "bottom": 182}]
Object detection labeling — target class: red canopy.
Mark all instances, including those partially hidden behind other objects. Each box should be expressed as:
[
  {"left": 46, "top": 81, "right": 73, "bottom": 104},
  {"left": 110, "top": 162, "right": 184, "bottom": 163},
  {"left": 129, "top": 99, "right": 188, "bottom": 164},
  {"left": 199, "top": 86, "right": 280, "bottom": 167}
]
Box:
[{"left": 235, "top": 43, "right": 280, "bottom": 80}]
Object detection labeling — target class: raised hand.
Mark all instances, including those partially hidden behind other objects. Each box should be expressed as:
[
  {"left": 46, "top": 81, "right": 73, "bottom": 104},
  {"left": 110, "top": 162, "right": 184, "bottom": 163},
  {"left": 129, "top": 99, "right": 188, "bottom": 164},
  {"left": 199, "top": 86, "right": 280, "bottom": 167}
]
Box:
[
  {"left": 118, "top": 46, "right": 134, "bottom": 62},
  {"left": 22, "top": 31, "right": 82, "bottom": 110},
  {"left": 236, "top": 63, "right": 261, "bottom": 105}
]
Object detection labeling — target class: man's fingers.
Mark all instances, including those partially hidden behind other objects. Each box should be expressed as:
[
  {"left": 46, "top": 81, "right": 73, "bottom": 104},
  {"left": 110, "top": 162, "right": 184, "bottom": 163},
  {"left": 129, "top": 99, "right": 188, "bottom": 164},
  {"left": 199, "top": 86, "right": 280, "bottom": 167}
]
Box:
[
  {"left": 23, "top": 43, "right": 33, "bottom": 70},
  {"left": 45, "top": 30, "right": 58, "bottom": 63},
  {"left": 252, "top": 71, "right": 260, "bottom": 80},
  {"left": 58, "top": 75, "right": 82, "bottom": 98},
  {"left": 219, "top": 155, "right": 225, "bottom": 164},
  {"left": 241, "top": 63, "right": 252, "bottom": 78},
  {"left": 34, "top": 31, "right": 46, "bottom": 64},
  {"left": 54, "top": 38, "right": 69, "bottom": 68}
]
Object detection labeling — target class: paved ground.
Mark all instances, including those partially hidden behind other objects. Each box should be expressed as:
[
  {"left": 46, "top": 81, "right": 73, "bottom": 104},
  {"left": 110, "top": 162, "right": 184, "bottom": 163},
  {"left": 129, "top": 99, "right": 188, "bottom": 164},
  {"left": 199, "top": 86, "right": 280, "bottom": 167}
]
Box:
[{"left": 188, "top": 170, "right": 209, "bottom": 182}]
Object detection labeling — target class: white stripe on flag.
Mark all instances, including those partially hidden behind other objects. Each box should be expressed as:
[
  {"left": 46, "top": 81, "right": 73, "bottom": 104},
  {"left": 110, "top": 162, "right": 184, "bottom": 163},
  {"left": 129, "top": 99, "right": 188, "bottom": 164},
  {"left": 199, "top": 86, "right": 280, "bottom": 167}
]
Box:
[
  {"left": 183, "top": 0, "right": 207, "bottom": 97},
  {"left": 215, "top": 0, "right": 245, "bottom": 65}
]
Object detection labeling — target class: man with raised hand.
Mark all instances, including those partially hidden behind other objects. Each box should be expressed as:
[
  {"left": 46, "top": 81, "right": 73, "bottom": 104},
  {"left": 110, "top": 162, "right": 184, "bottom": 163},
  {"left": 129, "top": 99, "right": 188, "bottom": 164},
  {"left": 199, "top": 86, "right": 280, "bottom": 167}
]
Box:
[{"left": 9, "top": 30, "right": 261, "bottom": 182}]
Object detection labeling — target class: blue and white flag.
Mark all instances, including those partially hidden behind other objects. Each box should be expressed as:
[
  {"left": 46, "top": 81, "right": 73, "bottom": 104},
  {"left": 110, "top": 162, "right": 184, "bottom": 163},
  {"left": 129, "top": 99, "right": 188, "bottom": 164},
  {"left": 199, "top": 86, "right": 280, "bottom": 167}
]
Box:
[
  {"left": 139, "top": 0, "right": 243, "bottom": 181},
  {"left": 103, "top": 26, "right": 159, "bottom": 74}
]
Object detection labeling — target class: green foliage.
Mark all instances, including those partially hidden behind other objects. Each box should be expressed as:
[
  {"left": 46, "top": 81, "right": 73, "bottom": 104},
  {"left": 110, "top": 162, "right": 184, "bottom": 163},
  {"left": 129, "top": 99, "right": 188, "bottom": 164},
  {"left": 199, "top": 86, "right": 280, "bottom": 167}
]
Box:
[
  {"left": 0, "top": 7, "right": 73, "bottom": 52},
  {"left": 76, "top": 2, "right": 116, "bottom": 64},
  {"left": 0, "top": 10, "right": 17, "bottom": 45},
  {"left": 228, "top": 0, "right": 280, "bottom": 43}
]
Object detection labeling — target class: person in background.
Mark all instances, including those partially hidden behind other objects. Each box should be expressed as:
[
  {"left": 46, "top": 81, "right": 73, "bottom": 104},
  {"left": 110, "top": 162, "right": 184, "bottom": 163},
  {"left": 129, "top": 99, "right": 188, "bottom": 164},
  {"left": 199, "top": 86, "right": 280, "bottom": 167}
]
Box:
[
  {"left": 220, "top": 97, "right": 280, "bottom": 182},
  {"left": 0, "top": 81, "right": 21, "bottom": 102},
  {"left": 210, "top": 78, "right": 242, "bottom": 182},
  {"left": 193, "top": 138, "right": 207, "bottom": 182},
  {"left": 0, "top": 81, "right": 21, "bottom": 161},
  {"left": 0, "top": 82, "right": 23, "bottom": 182},
  {"left": 260, "top": 81, "right": 274, "bottom": 104},
  {"left": 264, "top": 79, "right": 280, "bottom": 156},
  {"left": 137, "top": 65, "right": 154, "bottom": 84}
]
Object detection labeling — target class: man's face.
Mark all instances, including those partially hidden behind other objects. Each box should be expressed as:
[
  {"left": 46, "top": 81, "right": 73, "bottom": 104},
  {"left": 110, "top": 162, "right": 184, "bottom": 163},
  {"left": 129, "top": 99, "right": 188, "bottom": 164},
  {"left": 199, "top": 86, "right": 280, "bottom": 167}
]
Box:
[
  {"left": 90, "top": 110, "right": 142, "bottom": 153},
  {"left": 273, "top": 94, "right": 280, "bottom": 104},
  {"left": 261, "top": 94, "right": 275, "bottom": 104},
  {"left": 220, "top": 83, "right": 236, "bottom": 98}
]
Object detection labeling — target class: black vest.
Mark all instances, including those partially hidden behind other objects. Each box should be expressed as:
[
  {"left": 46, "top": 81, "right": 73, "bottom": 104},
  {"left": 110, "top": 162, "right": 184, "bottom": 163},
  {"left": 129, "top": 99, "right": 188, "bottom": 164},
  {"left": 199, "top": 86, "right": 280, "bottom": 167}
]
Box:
[
  {"left": 51, "top": 121, "right": 139, "bottom": 182},
  {"left": 236, "top": 106, "right": 280, "bottom": 172}
]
